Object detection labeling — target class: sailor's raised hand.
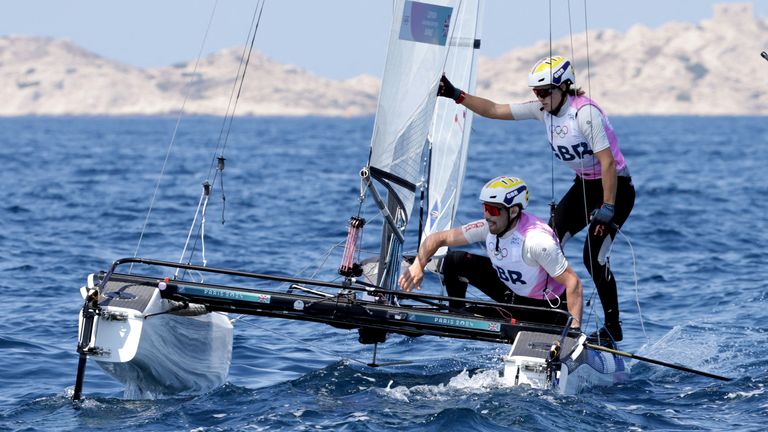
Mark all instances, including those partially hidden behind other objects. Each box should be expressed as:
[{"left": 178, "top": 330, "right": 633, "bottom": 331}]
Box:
[
  {"left": 398, "top": 263, "right": 424, "bottom": 292},
  {"left": 437, "top": 74, "right": 464, "bottom": 103}
]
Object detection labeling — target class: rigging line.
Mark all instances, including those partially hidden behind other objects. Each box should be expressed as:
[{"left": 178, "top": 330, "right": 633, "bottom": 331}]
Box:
[
  {"left": 540, "top": 0, "right": 600, "bottom": 330},
  {"left": 205, "top": 0, "right": 265, "bottom": 220},
  {"left": 547, "top": 0, "right": 553, "bottom": 61},
  {"left": 575, "top": 0, "right": 623, "bottom": 339},
  {"left": 218, "top": 0, "right": 267, "bottom": 159},
  {"left": 284, "top": 210, "right": 383, "bottom": 290},
  {"left": 129, "top": 0, "right": 221, "bottom": 272},
  {"left": 582, "top": 0, "right": 599, "bottom": 178},
  {"left": 567, "top": 0, "right": 577, "bottom": 62},
  {"left": 306, "top": 239, "right": 346, "bottom": 280},
  {"left": 572, "top": 0, "right": 600, "bottom": 324},
  {"left": 578, "top": 0, "right": 603, "bottom": 314},
  {"left": 206, "top": 0, "right": 266, "bottom": 182},
  {"left": 543, "top": 0, "right": 562, "bottom": 274},
  {"left": 276, "top": 239, "right": 347, "bottom": 291},
  {"left": 200, "top": 189, "right": 211, "bottom": 267},
  {"left": 583, "top": 0, "right": 593, "bottom": 105},
  {"left": 540, "top": 3, "right": 599, "bottom": 330},
  {"left": 608, "top": 227, "right": 649, "bottom": 342},
  {"left": 548, "top": 0, "right": 556, "bottom": 208},
  {"left": 177, "top": 188, "right": 207, "bottom": 278},
  {"left": 184, "top": 0, "right": 267, "bottom": 268}
]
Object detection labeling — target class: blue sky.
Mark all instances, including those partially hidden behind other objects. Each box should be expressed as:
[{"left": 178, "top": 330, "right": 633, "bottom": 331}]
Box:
[{"left": 2, "top": 0, "right": 765, "bottom": 79}]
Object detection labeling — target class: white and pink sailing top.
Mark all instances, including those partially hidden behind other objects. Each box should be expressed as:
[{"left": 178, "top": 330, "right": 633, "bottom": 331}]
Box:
[
  {"left": 510, "top": 95, "right": 629, "bottom": 179},
  {"left": 461, "top": 212, "right": 567, "bottom": 300}
]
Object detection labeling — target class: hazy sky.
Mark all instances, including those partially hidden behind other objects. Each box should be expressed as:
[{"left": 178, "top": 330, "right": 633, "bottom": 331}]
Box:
[{"left": 3, "top": 0, "right": 766, "bottom": 79}]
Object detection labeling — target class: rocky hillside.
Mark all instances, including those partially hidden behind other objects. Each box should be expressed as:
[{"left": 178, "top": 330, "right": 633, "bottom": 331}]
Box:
[
  {"left": 0, "top": 36, "right": 379, "bottom": 117},
  {"left": 0, "top": 3, "right": 765, "bottom": 116},
  {"left": 477, "top": 3, "right": 768, "bottom": 115}
]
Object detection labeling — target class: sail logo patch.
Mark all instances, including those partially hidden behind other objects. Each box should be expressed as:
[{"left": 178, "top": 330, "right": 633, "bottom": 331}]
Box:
[{"left": 399, "top": 1, "right": 453, "bottom": 46}]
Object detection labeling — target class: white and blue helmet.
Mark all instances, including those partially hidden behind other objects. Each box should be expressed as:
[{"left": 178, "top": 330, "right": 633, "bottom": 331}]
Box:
[
  {"left": 528, "top": 56, "right": 576, "bottom": 87},
  {"left": 479, "top": 176, "right": 529, "bottom": 209}
]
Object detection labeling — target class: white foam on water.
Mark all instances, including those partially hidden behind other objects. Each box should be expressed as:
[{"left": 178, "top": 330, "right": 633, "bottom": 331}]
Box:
[
  {"left": 725, "top": 385, "right": 765, "bottom": 400},
  {"left": 379, "top": 369, "right": 506, "bottom": 402},
  {"left": 348, "top": 411, "right": 370, "bottom": 421},
  {"left": 445, "top": 368, "right": 504, "bottom": 390},
  {"left": 354, "top": 373, "right": 377, "bottom": 383}
]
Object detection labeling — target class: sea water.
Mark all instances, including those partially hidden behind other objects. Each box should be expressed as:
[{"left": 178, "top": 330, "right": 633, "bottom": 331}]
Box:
[{"left": 1, "top": 115, "right": 767, "bottom": 431}]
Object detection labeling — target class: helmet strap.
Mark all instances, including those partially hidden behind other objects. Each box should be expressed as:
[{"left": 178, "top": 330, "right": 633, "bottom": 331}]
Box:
[
  {"left": 549, "top": 86, "right": 568, "bottom": 116},
  {"left": 494, "top": 207, "right": 521, "bottom": 253}
]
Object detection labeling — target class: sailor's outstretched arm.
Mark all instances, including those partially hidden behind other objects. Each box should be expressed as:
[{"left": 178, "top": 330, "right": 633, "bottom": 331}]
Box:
[
  {"left": 460, "top": 93, "right": 514, "bottom": 120},
  {"left": 398, "top": 227, "right": 469, "bottom": 292},
  {"left": 437, "top": 75, "right": 514, "bottom": 119},
  {"left": 553, "top": 266, "right": 583, "bottom": 329}
]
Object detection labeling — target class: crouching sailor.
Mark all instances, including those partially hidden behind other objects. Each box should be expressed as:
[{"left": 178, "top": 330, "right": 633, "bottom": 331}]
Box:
[{"left": 399, "top": 176, "right": 583, "bottom": 330}]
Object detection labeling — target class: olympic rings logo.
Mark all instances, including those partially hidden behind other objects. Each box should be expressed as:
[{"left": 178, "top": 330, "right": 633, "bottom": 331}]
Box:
[{"left": 551, "top": 125, "right": 569, "bottom": 138}]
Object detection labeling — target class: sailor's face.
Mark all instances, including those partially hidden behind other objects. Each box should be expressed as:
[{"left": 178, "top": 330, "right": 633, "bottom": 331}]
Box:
[
  {"left": 484, "top": 203, "right": 513, "bottom": 235},
  {"left": 533, "top": 85, "right": 564, "bottom": 113}
]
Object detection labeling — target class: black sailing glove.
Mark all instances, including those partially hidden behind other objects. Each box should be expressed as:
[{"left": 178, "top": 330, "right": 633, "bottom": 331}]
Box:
[
  {"left": 591, "top": 203, "right": 615, "bottom": 225},
  {"left": 437, "top": 75, "right": 464, "bottom": 103}
]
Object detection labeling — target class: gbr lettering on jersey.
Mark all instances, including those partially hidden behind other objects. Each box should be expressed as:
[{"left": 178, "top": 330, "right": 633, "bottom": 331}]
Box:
[
  {"left": 484, "top": 213, "right": 565, "bottom": 300},
  {"left": 543, "top": 96, "right": 626, "bottom": 179}
]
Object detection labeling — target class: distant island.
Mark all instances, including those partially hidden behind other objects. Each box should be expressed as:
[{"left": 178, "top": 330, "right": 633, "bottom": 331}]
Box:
[{"left": 0, "top": 3, "right": 765, "bottom": 116}]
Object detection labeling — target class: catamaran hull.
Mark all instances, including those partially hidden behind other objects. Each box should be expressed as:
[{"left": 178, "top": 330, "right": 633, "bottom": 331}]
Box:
[
  {"left": 502, "top": 331, "right": 629, "bottom": 394},
  {"left": 78, "top": 274, "right": 233, "bottom": 398},
  {"left": 75, "top": 259, "right": 627, "bottom": 398}
]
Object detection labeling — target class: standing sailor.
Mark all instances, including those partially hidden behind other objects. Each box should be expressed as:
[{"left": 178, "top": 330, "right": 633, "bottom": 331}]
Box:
[{"left": 437, "top": 56, "right": 635, "bottom": 344}]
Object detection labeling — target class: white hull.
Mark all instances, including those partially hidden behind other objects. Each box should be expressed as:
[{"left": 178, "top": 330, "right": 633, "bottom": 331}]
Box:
[
  {"left": 77, "top": 271, "right": 625, "bottom": 398},
  {"left": 502, "top": 331, "right": 629, "bottom": 394},
  {"left": 78, "top": 274, "right": 233, "bottom": 398}
]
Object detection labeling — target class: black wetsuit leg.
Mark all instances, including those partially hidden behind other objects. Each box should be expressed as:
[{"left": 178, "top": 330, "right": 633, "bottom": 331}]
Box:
[
  {"left": 442, "top": 250, "right": 511, "bottom": 309},
  {"left": 441, "top": 250, "right": 569, "bottom": 325},
  {"left": 551, "top": 176, "right": 635, "bottom": 334}
]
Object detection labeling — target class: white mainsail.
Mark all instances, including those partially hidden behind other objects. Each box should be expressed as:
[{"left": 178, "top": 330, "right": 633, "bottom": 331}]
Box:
[
  {"left": 365, "top": 0, "right": 482, "bottom": 288},
  {"left": 368, "top": 0, "right": 467, "bottom": 226}
]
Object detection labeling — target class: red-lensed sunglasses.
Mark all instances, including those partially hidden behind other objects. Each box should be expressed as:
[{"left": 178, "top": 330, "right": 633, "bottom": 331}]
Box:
[
  {"left": 532, "top": 86, "right": 557, "bottom": 98},
  {"left": 483, "top": 203, "right": 504, "bottom": 217}
]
